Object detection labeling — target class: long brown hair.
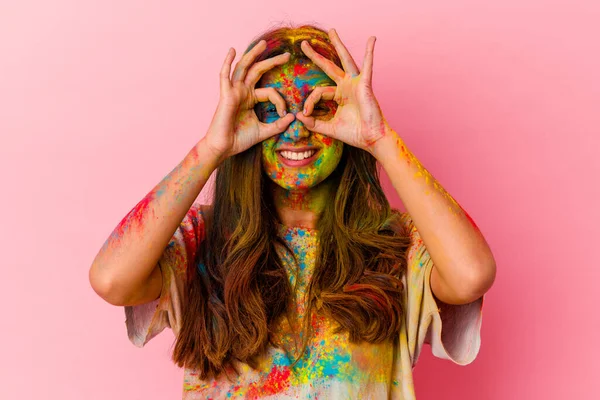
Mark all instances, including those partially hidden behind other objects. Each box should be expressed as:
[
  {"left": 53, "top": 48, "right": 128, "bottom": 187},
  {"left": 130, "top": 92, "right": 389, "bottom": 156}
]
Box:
[{"left": 172, "top": 22, "right": 411, "bottom": 380}]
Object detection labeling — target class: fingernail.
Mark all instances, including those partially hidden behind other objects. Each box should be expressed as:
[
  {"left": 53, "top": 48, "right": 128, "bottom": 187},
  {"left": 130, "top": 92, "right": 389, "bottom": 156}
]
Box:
[
  {"left": 303, "top": 108, "right": 307, "bottom": 115},
  {"left": 282, "top": 110, "right": 287, "bottom": 116}
]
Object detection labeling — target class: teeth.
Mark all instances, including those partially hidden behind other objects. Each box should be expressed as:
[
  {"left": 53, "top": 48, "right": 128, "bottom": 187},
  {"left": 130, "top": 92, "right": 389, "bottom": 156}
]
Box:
[{"left": 280, "top": 150, "right": 316, "bottom": 161}]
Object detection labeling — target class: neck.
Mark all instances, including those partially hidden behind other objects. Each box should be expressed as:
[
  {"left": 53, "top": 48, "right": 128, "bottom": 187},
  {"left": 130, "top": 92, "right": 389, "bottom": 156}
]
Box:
[{"left": 271, "top": 179, "right": 336, "bottom": 230}]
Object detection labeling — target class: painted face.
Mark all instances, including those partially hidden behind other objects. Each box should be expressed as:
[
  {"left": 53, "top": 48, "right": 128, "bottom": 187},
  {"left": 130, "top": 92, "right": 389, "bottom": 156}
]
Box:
[{"left": 257, "top": 58, "right": 344, "bottom": 190}]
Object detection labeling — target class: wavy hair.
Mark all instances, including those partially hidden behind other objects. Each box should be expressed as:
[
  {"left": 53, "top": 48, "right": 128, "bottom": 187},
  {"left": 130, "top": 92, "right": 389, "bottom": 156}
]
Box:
[{"left": 172, "top": 22, "right": 411, "bottom": 380}]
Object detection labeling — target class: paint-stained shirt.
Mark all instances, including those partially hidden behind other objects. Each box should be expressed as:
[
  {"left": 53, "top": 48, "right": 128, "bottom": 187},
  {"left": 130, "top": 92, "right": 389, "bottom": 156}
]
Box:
[{"left": 124, "top": 202, "right": 484, "bottom": 399}]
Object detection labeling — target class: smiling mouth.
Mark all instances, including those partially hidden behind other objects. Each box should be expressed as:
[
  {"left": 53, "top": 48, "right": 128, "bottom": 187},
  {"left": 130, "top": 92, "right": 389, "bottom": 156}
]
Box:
[
  {"left": 276, "top": 148, "right": 320, "bottom": 167},
  {"left": 279, "top": 149, "right": 316, "bottom": 161}
]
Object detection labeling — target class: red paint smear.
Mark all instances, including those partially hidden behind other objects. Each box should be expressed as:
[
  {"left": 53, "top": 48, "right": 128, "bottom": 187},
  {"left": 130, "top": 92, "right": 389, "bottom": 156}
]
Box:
[
  {"left": 321, "top": 136, "right": 333, "bottom": 146},
  {"left": 246, "top": 366, "right": 291, "bottom": 399},
  {"left": 457, "top": 203, "right": 482, "bottom": 233},
  {"left": 114, "top": 192, "right": 156, "bottom": 238},
  {"left": 180, "top": 205, "right": 205, "bottom": 278},
  {"left": 294, "top": 63, "right": 309, "bottom": 76}
]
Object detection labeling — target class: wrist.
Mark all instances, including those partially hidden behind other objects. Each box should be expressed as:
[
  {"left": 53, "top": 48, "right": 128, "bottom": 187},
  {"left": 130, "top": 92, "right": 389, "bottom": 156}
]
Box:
[
  {"left": 197, "top": 137, "right": 227, "bottom": 168},
  {"left": 369, "top": 123, "right": 399, "bottom": 161}
]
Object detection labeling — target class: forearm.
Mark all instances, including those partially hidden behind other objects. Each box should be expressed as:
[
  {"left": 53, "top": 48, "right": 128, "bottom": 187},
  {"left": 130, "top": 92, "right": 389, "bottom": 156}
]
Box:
[
  {"left": 89, "top": 137, "right": 221, "bottom": 301},
  {"left": 372, "top": 127, "right": 496, "bottom": 299}
]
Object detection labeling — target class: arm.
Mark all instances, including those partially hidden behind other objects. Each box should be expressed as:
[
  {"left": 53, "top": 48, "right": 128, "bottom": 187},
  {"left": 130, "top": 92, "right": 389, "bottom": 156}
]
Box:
[
  {"left": 372, "top": 126, "right": 496, "bottom": 305},
  {"left": 89, "top": 42, "right": 295, "bottom": 308},
  {"left": 89, "top": 138, "right": 221, "bottom": 306},
  {"left": 294, "top": 31, "right": 496, "bottom": 305}
]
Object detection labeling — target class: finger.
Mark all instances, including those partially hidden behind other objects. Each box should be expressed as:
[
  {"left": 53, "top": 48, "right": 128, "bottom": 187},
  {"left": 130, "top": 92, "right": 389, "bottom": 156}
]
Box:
[
  {"left": 220, "top": 47, "right": 236, "bottom": 95},
  {"left": 258, "top": 113, "right": 296, "bottom": 140},
  {"left": 361, "top": 36, "right": 376, "bottom": 86},
  {"left": 255, "top": 87, "right": 288, "bottom": 117},
  {"left": 244, "top": 52, "right": 290, "bottom": 88},
  {"left": 303, "top": 86, "right": 336, "bottom": 116},
  {"left": 300, "top": 40, "right": 345, "bottom": 83},
  {"left": 328, "top": 28, "right": 360, "bottom": 76},
  {"left": 295, "top": 112, "right": 337, "bottom": 138},
  {"left": 232, "top": 39, "right": 267, "bottom": 83}
]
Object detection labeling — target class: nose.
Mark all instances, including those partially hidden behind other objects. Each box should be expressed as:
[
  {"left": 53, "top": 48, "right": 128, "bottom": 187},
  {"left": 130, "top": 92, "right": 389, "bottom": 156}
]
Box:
[{"left": 280, "top": 117, "right": 311, "bottom": 143}]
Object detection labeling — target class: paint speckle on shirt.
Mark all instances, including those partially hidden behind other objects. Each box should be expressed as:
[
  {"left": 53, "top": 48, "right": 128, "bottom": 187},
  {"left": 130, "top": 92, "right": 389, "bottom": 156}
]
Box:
[{"left": 124, "top": 203, "right": 485, "bottom": 399}]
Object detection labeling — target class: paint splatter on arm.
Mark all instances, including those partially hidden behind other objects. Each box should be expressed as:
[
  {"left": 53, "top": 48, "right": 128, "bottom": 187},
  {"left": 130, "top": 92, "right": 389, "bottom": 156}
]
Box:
[
  {"left": 90, "top": 139, "right": 219, "bottom": 306},
  {"left": 373, "top": 128, "right": 495, "bottom": 305}
]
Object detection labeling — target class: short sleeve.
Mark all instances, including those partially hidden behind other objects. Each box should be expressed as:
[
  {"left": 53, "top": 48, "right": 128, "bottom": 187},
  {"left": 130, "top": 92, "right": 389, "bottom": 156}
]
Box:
[
  {"left": 124, "top": 202, "right": 207, "bottom": 347},
  {"left": 398, "top": 211, "right": 484, "bottom": 367}
]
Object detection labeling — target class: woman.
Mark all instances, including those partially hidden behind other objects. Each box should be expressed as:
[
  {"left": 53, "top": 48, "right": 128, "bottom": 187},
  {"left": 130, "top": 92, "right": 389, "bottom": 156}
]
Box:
[{"left": 90, "top": 24, "right": 494, "bottom": 399}]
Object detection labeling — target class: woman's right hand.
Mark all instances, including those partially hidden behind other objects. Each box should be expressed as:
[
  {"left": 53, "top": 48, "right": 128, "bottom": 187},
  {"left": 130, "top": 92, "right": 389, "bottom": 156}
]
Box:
[{"left": 204, "top": 40, "right": 295, "bottom": 161}]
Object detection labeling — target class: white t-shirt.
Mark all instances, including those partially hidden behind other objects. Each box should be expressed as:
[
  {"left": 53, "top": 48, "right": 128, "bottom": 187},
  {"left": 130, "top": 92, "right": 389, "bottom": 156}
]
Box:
[{"left": 124, "top": 202, "right": 484, "bottom": 399}]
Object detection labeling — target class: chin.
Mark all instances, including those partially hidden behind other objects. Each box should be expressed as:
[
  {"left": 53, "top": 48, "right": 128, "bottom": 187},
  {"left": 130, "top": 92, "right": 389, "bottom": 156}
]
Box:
[
  {"left": 272, "top": 171, "right": 331, "bottom": 191},
  {"left": 261, "top": 154, "right": 342, "bottom": 191},
  {"left": 273, "top": 179, "right": 317, "bottom": 191}
]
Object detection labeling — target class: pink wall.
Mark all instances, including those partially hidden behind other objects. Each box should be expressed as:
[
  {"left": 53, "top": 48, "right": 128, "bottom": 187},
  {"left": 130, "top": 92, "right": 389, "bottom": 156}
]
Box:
[{"left": 1, "top": 1, "right": 597, "bottom": 399}]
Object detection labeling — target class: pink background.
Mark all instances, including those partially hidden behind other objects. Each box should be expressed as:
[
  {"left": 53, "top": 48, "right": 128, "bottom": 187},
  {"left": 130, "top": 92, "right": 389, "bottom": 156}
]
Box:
[{"left": 1, "top": 0, "right": 598, "bottom": 399}]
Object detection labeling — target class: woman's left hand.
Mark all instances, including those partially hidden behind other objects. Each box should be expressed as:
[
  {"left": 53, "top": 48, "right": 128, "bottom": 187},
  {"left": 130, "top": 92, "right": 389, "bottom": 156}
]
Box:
[{"left": 295, "top": 29, "right": 391, "bottom": 154}]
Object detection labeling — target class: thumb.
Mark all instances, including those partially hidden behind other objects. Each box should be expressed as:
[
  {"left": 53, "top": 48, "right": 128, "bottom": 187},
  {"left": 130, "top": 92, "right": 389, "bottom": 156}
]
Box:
[
  {"left": 295, "top": 112, "right": 337, "bottom": 139},
  {"left": 257, "top": 112, "right": 296, "bottom": 141}
]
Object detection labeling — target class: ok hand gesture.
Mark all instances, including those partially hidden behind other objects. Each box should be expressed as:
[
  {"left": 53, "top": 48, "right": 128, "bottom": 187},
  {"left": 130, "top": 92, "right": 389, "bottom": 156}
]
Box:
[
  {"left": 295, "top": 29, "right": 391, "bottom": 154},
  {"left": 205, "top": 40, "right": 296, "bottom": 161}
]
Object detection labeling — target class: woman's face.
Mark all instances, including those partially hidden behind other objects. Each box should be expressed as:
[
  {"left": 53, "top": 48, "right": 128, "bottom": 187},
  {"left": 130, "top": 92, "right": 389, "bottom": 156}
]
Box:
[{"left": 257, "top": 58, "right": 344, "bottom": 191}]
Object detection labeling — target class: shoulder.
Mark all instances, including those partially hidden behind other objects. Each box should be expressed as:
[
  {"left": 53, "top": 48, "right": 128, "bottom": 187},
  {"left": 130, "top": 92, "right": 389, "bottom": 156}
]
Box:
[
  {"left": 188, "top": 202, "right": 211, "bottom": 220},
  {"left": 186, "top": 202, "right": 213, "bottom": 228},
  {"left": 170, "top": 202, "right": 212, "bottom": 249}
]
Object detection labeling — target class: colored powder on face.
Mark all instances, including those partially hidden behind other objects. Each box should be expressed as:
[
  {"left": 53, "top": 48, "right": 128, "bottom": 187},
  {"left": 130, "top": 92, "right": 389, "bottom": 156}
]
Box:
[
  {"left": 294, "top": 63, "right": 309, "bottom": 76},
  {"left": 258, "top": 59, "right": 344, "bottom": 192}
]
